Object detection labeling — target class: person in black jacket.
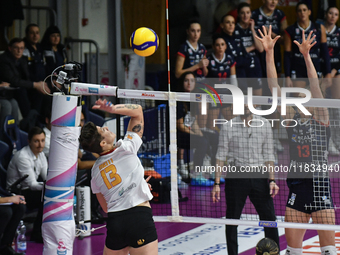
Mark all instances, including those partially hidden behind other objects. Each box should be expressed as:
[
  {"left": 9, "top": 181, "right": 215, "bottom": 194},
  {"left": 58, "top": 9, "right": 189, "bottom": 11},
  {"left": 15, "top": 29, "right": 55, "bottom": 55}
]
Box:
[
  {"left": 41, "top": 25, "right": 67, "bottom": 93},
  {"left": 0, "top": 38, "right": 50, "bottom": 130},
  {"left": 0, "top": 186, "right": 26, "bottom": 255}
]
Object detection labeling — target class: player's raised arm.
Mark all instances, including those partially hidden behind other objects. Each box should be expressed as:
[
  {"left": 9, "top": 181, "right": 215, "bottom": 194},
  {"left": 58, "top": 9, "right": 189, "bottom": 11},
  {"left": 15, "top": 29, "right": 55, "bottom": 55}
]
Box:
[
  {"left": 92, "top": 99, "right": 144, "bottom": 138},
  {"left": 294, "top": 30, "right": 329, "bottom": 123},
  {"left": 255, "top": 25, "right": 294, "bottom": 118}
]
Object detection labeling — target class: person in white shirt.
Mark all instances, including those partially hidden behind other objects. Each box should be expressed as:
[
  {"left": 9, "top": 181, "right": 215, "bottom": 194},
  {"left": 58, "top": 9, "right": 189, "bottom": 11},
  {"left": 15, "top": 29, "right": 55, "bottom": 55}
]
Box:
[
  {"left": 79, "top": 100, "right": 157, "bottom": 255},
  {"left": 6, "top": 126, "right": 47, "bottom": 243},
  {"left": 211, "top": 105, "right": 280, "bottom": 255}
]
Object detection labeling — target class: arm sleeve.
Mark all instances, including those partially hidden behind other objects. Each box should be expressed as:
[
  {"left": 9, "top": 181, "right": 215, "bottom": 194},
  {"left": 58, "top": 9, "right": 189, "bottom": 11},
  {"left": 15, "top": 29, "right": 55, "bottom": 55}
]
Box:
[
  {"left": 16, "top": 157, "right": 44, "bottom": 191},
  {"left": 320, "top": 42, "right": 331, "bottom": 74}
]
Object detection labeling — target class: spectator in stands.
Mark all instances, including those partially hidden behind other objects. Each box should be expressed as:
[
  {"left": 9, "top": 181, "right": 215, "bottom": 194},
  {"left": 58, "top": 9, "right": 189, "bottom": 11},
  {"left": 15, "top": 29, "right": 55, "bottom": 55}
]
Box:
[
  {"left": 207, "top": 33, "right": 237, "bottom": 121},
  {"left": 323, "top": 6, "right": 340, "bottom": 153},
  {"left": 175, "top": 19, "right": 208, "bottom": 80},
  {"left": 0, "top": 186, "right": 26, "bottom": 255},
  {"left": 211, "top": 103, "right": 280, "bottom": 254},
  {"left": 41, "top": 25, "right": 67, "bottom": 93},
  {"left": 0, "top": 80, "right": 19, "bottom": 140},
  {"left": 7, "top": 127, "right": 48, "bottom": 243},
  {"left": 256, "top": 238, "right": 279, "bottom": 255},
  {"left": 220, "top": 14, "right": 262, "bottom": 95},
  {"left": 235, "top": 2, "right": 264, "bottom": 95},
  {"left": 0, "top": 38, "right": 50, "bottom": 131},
  {"left": 284, "top": 2, "right": 331, "bottom": 89},
  {"left": 252, "top": 0, "right": 287, "bottom": 75},
  {"left": 176, "top": 72, "right": 214, "bottom": 186},
  {"left": 23, "top": 24, "right": 48, "bottom": 117}
]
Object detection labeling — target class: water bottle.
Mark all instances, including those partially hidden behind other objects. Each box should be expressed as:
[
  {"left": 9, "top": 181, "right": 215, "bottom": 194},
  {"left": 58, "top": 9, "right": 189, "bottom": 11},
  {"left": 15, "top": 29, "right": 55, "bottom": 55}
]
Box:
[
  {"left": 16, "top": 221, "right": 26, "bottom": 254},
  {"left": 291, "top": 70, "right": 296, "bottom": 79}
]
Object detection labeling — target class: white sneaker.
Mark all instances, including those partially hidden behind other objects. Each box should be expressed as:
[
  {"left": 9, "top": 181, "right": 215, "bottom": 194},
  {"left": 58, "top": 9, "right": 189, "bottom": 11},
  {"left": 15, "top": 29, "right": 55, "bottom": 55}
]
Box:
[
  {"left": 275, "top": 138, "right": 284, "bottom": 152},
  {"left": 329, "top": 138, "right": 340, "bottom": 156}
]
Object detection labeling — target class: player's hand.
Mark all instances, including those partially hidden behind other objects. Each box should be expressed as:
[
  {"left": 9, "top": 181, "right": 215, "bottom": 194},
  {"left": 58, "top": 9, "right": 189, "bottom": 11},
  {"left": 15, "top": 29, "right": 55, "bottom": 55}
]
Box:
[
  {"left": 145, "top": 175, "right": 152, "bottom": 191},
  {"left": 9, "top": 195, "right": 26, "bottom": 205},
  {"left": 92, "top": 99, "right": 115, "bottom": 113},
  {"left": 255, "top": 25, "right": 280, "bottom": 52},
  {"left": 0, "top": 81, "right": 10, "bottom": 87},
  {"left": 269, "top": 182, "right": 279, "bottom": 198},
  {"left": 249, "top": 19, "right": 255, "bottom": 31},
  {"left": 202, "top": 58, "right": 209, "bottom": 67},
  {"left": 285, "top": 76, "right": 293, "bottom": 87},
  {"left": 293, "top": 30, "right": 316, "bottom": 57},
  {"left": 212, "top": 185, "right": 220, "bottom": 203}
]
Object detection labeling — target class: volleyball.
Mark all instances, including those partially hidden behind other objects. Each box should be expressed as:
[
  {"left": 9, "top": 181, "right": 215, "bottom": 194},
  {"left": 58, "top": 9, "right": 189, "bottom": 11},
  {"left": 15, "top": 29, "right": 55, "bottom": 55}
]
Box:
[{"left": 130, "top": 27, "right": 159, "bottom": 57}]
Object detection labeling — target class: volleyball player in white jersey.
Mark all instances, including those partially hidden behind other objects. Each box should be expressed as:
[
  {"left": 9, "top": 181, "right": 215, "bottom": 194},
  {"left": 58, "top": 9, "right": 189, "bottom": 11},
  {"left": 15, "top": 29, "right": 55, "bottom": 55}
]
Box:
[
  {"left": 256, "top": 25, "right": 336, "bottom": 255},
  {"left": 79, "top": 100, "right": 158, "bottom": 255}
]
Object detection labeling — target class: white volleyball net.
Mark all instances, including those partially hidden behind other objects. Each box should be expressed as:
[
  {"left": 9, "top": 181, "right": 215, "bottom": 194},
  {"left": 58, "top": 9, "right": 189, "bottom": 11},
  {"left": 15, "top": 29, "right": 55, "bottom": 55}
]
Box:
[{"left": 93, "top": 77, "right": 340, "bottom": 232}]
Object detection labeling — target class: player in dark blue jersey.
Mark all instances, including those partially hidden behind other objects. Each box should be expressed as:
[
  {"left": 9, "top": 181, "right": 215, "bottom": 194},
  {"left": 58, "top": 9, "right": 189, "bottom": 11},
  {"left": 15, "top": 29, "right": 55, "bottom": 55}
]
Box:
[
  {"left": 206, "top": 34, "right": 237, "bottom": 126},
  {"left": 252, "top": 0, "right": 287, "bottom": 74},
  {"left": 284, "top": 2, "right": 331, "bottom": 91},
  {"left": 257, "top": 25, "right": 336, "bottom": 255},
  {"left": 235, "top": 2, "right": 264, "bottom": 96},
  {"left": 207, "top": 35, "right": 236, "bottom": 80},
  {"left": 324, "top": 6, "right": 340, "bottom": 156},
  {"left": 220, "top": 14, "right": 263, "bottom": 95},
  {"left": 324, "top": 6, "right": 340, "bottom": 100},
  {"left": 175, "top": 19, "right": 208, "bottom": 80}
]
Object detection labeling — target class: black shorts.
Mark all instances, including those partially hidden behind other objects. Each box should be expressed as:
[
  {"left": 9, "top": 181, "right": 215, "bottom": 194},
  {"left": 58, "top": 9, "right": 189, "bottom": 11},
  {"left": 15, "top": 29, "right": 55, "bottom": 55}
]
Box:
[
  {"left": 286, "top": 179, "right": 333, "bottom": 214},
  {"left": 106, "top": 206, "right": 158, "bottom": 250}
]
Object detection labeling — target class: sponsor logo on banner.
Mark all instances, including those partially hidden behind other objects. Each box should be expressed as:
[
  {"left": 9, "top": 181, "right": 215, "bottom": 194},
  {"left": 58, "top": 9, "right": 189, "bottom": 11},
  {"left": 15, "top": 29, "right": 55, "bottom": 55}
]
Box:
[
  {"left": 141, "top": 93, "right": 155, "bottom": 97},
  {"left": 88, "top": 88, "right": 99, "bottom": 94},
  {"left": 57, "top": 240, "right": 67, "bottom": 255},
  {"left": 74, "top": 87, "right": 79, "bottom": 92},
  {"left": 259, "top": 221, "right": 278, "bottom": 228},
  {"left": 56, "top": 133, "right": 77, "bottom": 144}
]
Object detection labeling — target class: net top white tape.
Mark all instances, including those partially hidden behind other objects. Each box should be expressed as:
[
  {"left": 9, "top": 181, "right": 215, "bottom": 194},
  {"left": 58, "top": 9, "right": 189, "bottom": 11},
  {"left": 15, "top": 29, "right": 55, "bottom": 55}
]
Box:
[{"left": 70, "top": 83, "right": 340, "bottom": 108}]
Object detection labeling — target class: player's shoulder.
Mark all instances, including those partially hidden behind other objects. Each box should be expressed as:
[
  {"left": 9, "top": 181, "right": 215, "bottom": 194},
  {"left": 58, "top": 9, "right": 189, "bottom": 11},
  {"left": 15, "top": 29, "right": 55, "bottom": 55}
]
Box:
[{"left": 275, "top": 8, "right": 285, "bottom": 17}]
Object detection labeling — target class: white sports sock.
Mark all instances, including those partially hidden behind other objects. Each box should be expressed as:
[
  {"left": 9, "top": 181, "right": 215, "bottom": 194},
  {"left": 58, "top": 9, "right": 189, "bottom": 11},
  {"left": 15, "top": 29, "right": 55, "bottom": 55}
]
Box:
[
  {"left": 321, "top": 245, "right": 337, "bottom": 255},
  {"left": 285, "top": 246, "right": 303, "bottom": 255}
]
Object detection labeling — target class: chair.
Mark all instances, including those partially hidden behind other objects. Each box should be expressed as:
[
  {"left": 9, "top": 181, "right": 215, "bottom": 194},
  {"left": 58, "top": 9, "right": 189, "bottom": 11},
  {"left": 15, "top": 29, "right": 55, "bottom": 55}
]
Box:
[
  {"left": 0, "top": 141, "right": 9, "bottom": 190},
  {"left": 3, "top": 115, "right": 28, "bottom": 168}
]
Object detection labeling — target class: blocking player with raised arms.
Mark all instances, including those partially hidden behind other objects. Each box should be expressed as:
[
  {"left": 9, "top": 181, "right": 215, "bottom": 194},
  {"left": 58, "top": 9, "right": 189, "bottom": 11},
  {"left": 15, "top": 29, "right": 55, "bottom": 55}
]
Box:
[
  {"left": 256, "top": 26, "right": 336, "bottom": 255},
  {"left": 79, "top": 100, "right": 158, "bottom": 255}
]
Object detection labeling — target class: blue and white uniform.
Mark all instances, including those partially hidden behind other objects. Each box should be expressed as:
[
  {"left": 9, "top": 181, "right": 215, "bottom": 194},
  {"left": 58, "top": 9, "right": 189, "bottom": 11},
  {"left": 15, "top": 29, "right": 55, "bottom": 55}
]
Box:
[
  {"left": 252, "top": 7, "right": 286, "bottom": 72},
  {"left": 177, "top": 40, "right": 207, "bottom": 78},
  {"left": 326, "top": 25, "right": 340, "bottom": 75},
  {"left": 285, "top": 22, "right": 323, "bottom": 78}
]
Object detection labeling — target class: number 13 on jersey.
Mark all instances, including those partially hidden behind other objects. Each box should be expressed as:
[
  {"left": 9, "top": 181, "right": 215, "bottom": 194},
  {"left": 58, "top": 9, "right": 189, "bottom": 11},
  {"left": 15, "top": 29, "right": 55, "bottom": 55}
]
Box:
[{"left": 99, "top": 159, "right": 122, "bottom": 189}]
